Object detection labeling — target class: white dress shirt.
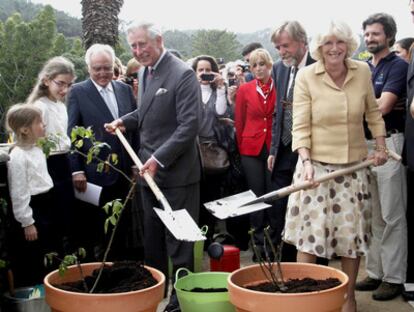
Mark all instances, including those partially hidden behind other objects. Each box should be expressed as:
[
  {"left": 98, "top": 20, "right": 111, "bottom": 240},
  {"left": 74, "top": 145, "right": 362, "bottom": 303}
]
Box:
[
  {"left": 7, "top": 145, "right": 53, "bottom": 227},
  {"left": 33, "top": 97, "right": 71, "bottom": 153}
]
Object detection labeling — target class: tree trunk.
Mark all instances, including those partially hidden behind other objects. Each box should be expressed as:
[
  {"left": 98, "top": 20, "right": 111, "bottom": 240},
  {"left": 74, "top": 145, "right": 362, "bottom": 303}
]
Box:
[{"left": 81, "top": 0, "right": 123, "bottom": 50}]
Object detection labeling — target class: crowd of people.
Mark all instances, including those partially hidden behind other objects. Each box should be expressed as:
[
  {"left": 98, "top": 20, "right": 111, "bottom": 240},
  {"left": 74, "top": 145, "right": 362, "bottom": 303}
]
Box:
[{"left": 3, "top": 3, "right": 414, "bottom": 312}]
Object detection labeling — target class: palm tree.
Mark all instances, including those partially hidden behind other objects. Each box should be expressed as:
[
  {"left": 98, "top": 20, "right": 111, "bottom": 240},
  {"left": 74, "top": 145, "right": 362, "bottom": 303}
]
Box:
[{"left": 81, "top": 0, "right": 124, "bottom": 49}]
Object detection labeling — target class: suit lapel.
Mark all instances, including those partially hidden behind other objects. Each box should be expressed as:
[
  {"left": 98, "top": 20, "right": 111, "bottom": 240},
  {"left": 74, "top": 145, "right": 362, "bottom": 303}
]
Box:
[
  {"left": 137, "top": 67, "right": 145, "bottom": 109},
  {"left": 138, "top": 53, "right": 170, "bottom": 126},
  {"left": 112, "top": 81, "right": 127, "bottom": 117},
  {"left": 85, "top": 79, "right": 114, "bottom": 120},
  {"left": 408, "top": 59, "right": 414, "bottom": 84},
  {"left": 280, "top": 65, "right": 290, "bottom": 99}
]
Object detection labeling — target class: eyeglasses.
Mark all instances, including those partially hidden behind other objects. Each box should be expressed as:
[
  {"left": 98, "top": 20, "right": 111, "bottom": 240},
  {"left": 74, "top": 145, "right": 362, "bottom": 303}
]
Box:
[
  {"left": 91, "top": 65, "right": 113, "bottom": 73},
  {"left": 52, "top": 80, "right": 73, "bottom": 89}
]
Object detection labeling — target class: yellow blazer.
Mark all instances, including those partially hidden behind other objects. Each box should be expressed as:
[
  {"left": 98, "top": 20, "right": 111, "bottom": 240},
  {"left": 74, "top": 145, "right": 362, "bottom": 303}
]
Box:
[{"left": 292, "top": 58, "right": 386, "bottom": 164}]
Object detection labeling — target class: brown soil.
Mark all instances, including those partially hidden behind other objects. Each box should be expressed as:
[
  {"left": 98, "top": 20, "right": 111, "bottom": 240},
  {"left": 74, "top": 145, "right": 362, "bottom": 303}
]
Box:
[
  {"left": 246, "top": 277, "right": 341, "bottom": 293},
  {"left": 183, "top": 287, "right": 228, "bottom": 293},
  {"left": 54, "top": 261, "right": 158, "bottom": 293}
]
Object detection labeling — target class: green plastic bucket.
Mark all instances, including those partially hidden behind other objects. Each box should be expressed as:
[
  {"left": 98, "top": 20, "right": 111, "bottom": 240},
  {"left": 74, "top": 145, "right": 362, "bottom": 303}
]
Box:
[
  {"left": 169, "top": 226, "right": 207, "bottom": 277},
  {"left": 174, "top": 268, "right": 235, "bottom": 312}
]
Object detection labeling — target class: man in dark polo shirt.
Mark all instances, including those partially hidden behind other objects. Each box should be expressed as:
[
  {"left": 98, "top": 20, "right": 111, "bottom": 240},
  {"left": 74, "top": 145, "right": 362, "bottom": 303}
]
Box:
[{"left": 356, "top": 13, "right": 408, "bottom": 301}]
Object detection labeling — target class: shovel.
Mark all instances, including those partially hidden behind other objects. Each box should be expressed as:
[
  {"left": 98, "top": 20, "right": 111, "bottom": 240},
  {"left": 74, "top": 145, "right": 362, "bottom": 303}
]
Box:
[
  {"left": 205, "top": 149, "right": 401, "bottom": 220},
  {"left": 115, "top": 128, "right": 206, "bottom": 242}
]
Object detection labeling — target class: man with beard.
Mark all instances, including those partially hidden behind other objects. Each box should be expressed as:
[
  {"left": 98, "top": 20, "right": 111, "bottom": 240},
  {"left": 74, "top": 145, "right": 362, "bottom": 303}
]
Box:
[
  {"left": 267, "top": 21, "right": 328, "bottom": 264},
  {"left": 356, "top": 13, "right": 408, "bottom": 301}
]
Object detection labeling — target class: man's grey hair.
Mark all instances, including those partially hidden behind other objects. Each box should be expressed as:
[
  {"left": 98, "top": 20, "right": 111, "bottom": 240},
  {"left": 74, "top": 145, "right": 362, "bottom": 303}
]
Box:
[
  {"left": 127, "top": 22, "right": 162, "bottom": 39},
  {"left": 271, "top": 21, "right": 308, "bottom": 46},
  {"left": 84, "top": 43, "right": 115, "bottom": 67}
]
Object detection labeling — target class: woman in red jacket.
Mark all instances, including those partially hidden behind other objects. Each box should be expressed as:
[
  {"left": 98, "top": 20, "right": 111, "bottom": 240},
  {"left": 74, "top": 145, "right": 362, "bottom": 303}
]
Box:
[{"left": 235, "top": 48, "right": 275, "bottom": 258}]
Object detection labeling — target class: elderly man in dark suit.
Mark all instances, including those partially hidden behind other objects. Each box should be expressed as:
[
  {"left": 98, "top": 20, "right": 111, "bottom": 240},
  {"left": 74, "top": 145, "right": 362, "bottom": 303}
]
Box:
[
  {"left": 106, "top": 22, "right": 201, "bottom": 312},
  {"left": 67, "top": 43, "right": 139, "bottom": 261},
  {"left": 267, "top": 21, "right": 317, "bottom": 262}
]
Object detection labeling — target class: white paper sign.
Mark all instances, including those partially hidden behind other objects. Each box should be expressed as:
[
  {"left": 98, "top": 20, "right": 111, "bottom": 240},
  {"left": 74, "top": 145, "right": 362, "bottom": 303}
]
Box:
[{"left": 74, "top": 182, "right": 102, "bottom": 206}]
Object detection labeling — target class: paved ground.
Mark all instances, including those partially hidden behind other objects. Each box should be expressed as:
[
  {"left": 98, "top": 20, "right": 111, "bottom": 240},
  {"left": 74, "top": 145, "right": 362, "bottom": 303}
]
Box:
[{"left": 157, "top": 250, "right": 413, "bottom": 312}]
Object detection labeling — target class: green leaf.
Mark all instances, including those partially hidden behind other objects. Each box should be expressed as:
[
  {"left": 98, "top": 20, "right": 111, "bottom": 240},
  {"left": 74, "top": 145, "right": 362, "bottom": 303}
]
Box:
[
  {"left": 104, "top": 219, "right": 109, "bottom": 233},
  {"left": 97, "top": 162, "right": 104, "bottom": 172},
  {"left": 113, "top": 200, "right": 123, "bottom": 214},
  {"left": 75, "top": 140, "right": 83, "bottom": 149},
  {"left": 109, "top": 215, "right": 117, "bottom": 226},
  {"left": 78, "top": 248, "right": 86, "bottom": 259},
  {"left": 111, "top": 153, "right": 118, "bottom": 165}
]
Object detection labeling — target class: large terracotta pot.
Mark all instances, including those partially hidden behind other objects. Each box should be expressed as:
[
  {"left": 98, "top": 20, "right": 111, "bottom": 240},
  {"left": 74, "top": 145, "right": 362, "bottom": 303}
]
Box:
[
  {"left": 228, "top": 263, "right": 348, "bottom": 312},
  {"left": 44, "top": 262, "right": 165, "bottom": 312}
]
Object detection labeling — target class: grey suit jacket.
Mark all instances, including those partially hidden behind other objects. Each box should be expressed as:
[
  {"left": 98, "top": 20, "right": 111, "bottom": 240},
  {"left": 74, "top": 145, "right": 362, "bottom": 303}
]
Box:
[
  {"left": 406, "top": 54, "right": 414, "bottom": 170},
  {"left": 269, "top": 54, "right": 315, "bottom": 172},
  {"left": 122, "top": 51, "right": 202, "bottom": 188},
  {"left": 67, "top": 79, "right": 138, "bottom": 186}
]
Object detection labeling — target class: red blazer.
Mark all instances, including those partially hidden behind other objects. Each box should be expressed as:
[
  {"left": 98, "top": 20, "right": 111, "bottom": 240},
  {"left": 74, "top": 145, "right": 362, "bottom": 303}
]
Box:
[{"left": 235, "top": 79, "right": 276, "bottom": 156}]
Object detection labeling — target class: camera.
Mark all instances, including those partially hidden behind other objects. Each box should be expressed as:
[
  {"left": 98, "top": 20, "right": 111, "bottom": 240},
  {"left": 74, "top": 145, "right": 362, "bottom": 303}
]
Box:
[
  {"left": 228, "top": 78, "right": 238, "bottom": 87},
  {"left": 200, "top": 73, "right": 215, "bottom": 82},
  {"left": 124, "top": 72, "right": 138, "bottom": 86}
]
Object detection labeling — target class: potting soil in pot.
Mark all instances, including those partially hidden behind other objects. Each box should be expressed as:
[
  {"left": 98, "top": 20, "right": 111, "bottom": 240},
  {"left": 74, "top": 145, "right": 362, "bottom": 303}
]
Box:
[
  {"left": 53, "top": 261, "right": 157, "bottom": 293},
  {"left": 182, "top": 287, "right": 228, "bottom": 292},
  {"left": 246, "top": 277, "right": 341, "bottom": 293}
]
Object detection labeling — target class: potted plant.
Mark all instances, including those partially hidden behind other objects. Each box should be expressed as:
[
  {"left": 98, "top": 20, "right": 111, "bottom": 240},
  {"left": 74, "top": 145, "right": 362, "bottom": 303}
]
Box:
[
  {"left": 38, "top": 127, "right": 166, "bottom": 312},
  {"left": 227, "top": 227, "right": 349, "bottom": 312}
]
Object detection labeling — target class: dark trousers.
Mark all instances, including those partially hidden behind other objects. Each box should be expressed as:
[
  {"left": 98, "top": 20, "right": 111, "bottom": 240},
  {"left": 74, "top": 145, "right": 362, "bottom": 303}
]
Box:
[
  {"left": 140, "top": 183, "right": 199, "bottom": 288},
  {"left": 73, "top": 178, "right": 143, "bottom": 262},
  {"left": 199, "top": 172, "right": 225, "bottom": 243},
  {"left": 10, "top": 192, "right": 61, "bottom": 286},
  {"left": 270, "top": 168, "right": 298, "bottom": 262},
  {"left": 241, "top": 146, "right": 274, "bottom": 247},
  {"left": 47, "top": 153, "right": 75, "bottom": 251}
]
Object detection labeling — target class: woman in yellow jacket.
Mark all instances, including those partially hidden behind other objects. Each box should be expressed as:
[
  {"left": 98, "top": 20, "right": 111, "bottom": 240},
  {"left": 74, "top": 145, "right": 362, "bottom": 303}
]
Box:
[{"left": 283, "top": 21, "right": 387, "bottom": 312}]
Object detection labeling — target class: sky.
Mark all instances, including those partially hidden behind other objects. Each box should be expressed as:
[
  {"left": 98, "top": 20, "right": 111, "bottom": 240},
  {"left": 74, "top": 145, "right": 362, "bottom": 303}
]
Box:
[{"left": 30, "top": 0, "right": 414, "bottom": 39}]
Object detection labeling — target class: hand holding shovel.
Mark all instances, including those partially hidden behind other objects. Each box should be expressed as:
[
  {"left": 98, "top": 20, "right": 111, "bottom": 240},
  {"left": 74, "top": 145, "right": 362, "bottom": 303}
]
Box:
[
  {"left": 114, "top": 128, "right": 205, "bottom": 242},
  {"left": 205, "top": 149, "right": 401, "bottom": 220}
]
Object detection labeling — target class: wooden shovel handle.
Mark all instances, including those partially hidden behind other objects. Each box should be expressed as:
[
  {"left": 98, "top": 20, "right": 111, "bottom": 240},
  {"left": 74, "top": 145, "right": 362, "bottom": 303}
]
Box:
[
  {"left": 258, "top": 149, "right": 401, "bottom": 203},
  {"left": 115, "top": 128, "right": 172, "bottom": 213}
]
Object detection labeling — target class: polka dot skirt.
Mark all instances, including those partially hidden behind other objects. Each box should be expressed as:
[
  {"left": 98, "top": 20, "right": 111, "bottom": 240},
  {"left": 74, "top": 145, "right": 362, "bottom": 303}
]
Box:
[{"left": 283, "top": 160, "right": 376, "bottom": 259}]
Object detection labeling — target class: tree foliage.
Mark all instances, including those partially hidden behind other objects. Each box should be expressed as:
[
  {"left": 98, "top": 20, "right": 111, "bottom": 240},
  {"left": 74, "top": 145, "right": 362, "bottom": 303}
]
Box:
[
  {"left": 0, "top": 0, "right": 82, "bottom": 37},
  {"left": 0, "top": 6, "right": 88, "bottom": 140},
  {"left": 0, "top": 7, "right": 56, "bottom": 117},
  {"left": 191, "top": 29, "right": 242, "bottom": 62},
  {"left": 163, "top": 30, "right": 192, "bottom": 59}
]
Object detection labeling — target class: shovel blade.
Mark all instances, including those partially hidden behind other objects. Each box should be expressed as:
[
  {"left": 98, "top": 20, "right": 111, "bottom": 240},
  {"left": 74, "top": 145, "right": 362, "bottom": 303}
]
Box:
[
  {"left": 154, "top": 207, "right": 206, "bottom": 242},
  {"left": 204, "top": 190, "right": 272, "bottom": 219}
]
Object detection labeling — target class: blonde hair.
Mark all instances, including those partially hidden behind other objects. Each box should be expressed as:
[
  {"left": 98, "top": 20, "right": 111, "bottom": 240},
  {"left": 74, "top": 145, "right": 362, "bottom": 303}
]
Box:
[
  {"left": 126, "top": 58, "right": 141, "bottom": 76},
  {"left": 6, "top": 104, "right": 42, "bottom": 144},
  {"left": 248, "top": 48, "right": 273, "bottom": 68},
  {"left": 26, "top": 56, "right": 75, "bottom": 104},
  {"left": 310, "top": 21, "right": 359, "bottom": 61}
]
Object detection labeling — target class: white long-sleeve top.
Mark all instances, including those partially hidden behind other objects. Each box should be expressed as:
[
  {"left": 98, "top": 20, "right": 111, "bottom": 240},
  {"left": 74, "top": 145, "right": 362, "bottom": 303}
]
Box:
[
  {"left": 7, "top": 145, "right": 53, "bottom": 227},
  {"left": 201, "top": 85, "right": 227, "bottom": 115},
  {"left": 32, "top": 97, "right": 71, "bottom": 153}
]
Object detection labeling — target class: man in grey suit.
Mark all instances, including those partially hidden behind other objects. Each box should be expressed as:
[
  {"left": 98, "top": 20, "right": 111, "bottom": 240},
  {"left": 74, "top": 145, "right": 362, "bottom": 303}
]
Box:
[
  {"left": 267, "top": 21, "right": 320, "bottom": 262},
  {"left": 67, "top": 43, "right": 139, "bottom": 260},
  {"left": 106, "top": 22, "right": 201, "bottom": 311}
]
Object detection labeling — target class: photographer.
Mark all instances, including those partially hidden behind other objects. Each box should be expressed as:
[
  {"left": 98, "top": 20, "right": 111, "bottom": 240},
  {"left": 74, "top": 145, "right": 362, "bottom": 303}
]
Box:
[
  {"left": 192, "top": 55, "right": 229, "bottom": 244},
  {"left": 123, "top": 58, "right": 141, "bottom": 99}
]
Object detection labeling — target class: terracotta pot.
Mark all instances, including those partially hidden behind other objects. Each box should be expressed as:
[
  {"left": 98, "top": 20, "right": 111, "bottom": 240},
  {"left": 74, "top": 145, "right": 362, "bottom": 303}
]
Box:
[
  {"left": 228, "top": 262, "right": 348, "bottom": 312},
  {"left": 44, "top": 262, "right": 165, "bottom": 312}
]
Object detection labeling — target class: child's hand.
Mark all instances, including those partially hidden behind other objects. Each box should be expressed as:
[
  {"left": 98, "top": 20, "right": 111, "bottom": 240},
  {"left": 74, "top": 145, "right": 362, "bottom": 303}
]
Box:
[{"left": 24, "top": 224, "right": 38, "bottom": 241}]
